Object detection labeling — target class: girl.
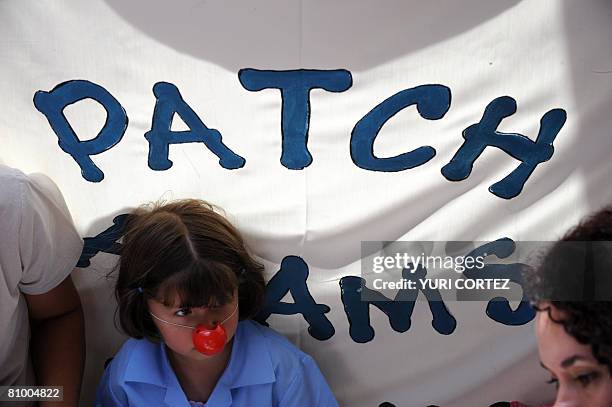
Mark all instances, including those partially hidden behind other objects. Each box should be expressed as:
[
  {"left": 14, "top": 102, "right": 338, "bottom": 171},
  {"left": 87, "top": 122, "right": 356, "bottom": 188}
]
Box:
[
  {"left": 525, "top": 206, "right": 612, "bottom": 406},
  {"left": 95, "top": 199, "right": 339, "bottom": 406}
]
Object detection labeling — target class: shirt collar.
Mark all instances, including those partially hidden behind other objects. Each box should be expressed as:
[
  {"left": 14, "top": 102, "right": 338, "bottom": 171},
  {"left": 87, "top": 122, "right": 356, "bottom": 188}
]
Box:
[
  {"left": 122, "top": 321, "right": 277, "bottom": 405},
  {"left": 123, "top": 338, "right": 189, "bottom": 405},
  {"left": 222, "top": 320, "right": 276, "bottom": 389},
  {"left": 123, "top": 338, "right": 167, "bottom": 387}
]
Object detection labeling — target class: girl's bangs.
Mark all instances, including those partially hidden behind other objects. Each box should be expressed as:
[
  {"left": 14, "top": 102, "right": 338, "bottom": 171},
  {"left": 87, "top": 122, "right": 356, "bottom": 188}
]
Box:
[{"left": 155, "top": 260, "right": 237, "bottom": 309}]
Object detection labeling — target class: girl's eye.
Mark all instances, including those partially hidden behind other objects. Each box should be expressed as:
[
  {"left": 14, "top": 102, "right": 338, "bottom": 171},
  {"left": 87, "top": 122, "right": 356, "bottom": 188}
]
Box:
[
  {"left": 175, "top": 308, "right": 192, "bottom": 317},
  {"left": 546, "top": 377, "right": 559, "bottom": 389},
  {"left": 576, "top": 372, "right": 599, "bottom": 387}
]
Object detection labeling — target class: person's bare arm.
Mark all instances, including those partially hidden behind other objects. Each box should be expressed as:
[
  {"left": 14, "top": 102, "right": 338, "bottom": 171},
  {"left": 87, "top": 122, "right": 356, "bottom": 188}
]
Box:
[{"left": 25, "top": 274, "right": 85, "bottom": 407}]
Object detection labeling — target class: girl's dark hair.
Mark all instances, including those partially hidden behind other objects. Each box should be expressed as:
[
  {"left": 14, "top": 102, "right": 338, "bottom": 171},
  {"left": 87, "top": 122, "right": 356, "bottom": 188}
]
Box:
[
  {"left": 526, "top": 206, "right": 612, "bottom": 372},
  {"left": 115, "top": 199, "right": 266, "bottom": 342}
]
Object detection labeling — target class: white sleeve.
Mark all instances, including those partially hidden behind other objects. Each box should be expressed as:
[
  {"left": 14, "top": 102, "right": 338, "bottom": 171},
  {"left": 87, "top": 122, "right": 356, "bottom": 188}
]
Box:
[{"left": 17, "top": 173, "right": 83, "bottom": 295}]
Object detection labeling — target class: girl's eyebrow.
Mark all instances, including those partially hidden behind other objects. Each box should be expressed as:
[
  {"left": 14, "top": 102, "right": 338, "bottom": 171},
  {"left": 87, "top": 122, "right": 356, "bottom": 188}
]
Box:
[
  {"left": 541, "top": 355, "right": 594, "bottom": 371},
  {"left": 561, "top": 355, "right": 592, "bottom": 368}
]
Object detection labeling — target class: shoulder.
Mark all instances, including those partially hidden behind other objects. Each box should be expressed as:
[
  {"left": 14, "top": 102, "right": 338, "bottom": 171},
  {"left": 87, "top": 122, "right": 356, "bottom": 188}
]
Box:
[
  {"left": 96, "top": 338, "right": 162, "bottom": 405},
  {"left": 239, "top": 321, "right": 339, "bottom": 406},
  {"left": 9, "top": 168, "right": 82, "bottom": 294},
  {"left": 100, "top": 338, "right": 143, "bottom": 386},
  {"left": 0, "top": 165, "right": 26, "bottom": 183},
  {"left": 0, "top": 165, "right": 28, "bottom": 210},
  {"left": 104, "top": 337, "right": 161, "bottom": 381},
  {"left": 239, "top": 321, "right": 324, "bottom": 388},
  {"left": 0, "top": 166, "right": 27, "bottom": 249},
  {"left": 0, "top": 165, "right": 69, "bottom": 217},
  {"left": 241, "top": 320, "right": 314, "bottom": 372},
  {"left": 96, "top": 339, "right": 136, "bottom": 406}
]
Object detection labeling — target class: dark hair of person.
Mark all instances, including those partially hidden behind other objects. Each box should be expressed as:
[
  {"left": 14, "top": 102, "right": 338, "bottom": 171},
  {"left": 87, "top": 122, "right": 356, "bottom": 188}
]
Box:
[
  {"left": 115, "top": 199, "right": 266, "bottom": 342},
  {"left": 525, "top": 206, "right": 612, "bottom": 373}
]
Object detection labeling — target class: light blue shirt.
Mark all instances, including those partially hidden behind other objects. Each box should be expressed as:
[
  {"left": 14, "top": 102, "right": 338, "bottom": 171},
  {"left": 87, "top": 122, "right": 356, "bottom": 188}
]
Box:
[{"left": 95, "top": 320, "right": 339, "bottom": 407}]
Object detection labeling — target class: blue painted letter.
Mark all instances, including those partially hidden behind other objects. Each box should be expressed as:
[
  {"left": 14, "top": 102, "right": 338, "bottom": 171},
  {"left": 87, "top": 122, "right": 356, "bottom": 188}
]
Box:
[
  {"left": 339, "top": 266, "right": 456, "bottom": 343},
  {"left": 33, "top": 80, "right": 128, "bottom": 182},
  {"left": 78, "top": 214, "right": 129, "bottom": 268},
  {"left": 351, "top": 84, "right": 451, "bottom": 171},
  {"left": 146, "top": 82, "right": 245, "bottom": 171},
  {"left": 239, "top": 69, "right": 352, "bottom": 169},
  {"left": 255, "top": 256, "right": 335, "bottom": 341},
  {"left": 441, "top": 96, "right": 567, "bottom": 199},
  {"left": 464, "top": 239, "right": 535, "bottom": 325}
]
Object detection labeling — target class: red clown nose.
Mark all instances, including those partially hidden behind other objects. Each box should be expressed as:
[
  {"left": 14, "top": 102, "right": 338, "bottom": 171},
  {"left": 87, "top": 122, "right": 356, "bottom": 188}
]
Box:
[{"left": 192, "top": 323, "right": 227, "bottom": 356}]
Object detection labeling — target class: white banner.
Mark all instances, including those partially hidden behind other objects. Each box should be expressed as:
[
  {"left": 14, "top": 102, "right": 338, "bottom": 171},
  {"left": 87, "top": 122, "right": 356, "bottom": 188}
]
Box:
[{"left": 2, "top": 1, "right": 612, "bottom": 405}]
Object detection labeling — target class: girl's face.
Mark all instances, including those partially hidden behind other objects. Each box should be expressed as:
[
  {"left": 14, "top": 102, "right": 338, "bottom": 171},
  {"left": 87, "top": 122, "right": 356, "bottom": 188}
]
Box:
[
  {"left": 147, "top": 290, "right": 239, "bottom": 360},
  {"left": 536, "top": 305, "right": 612, "bottom": 407}
]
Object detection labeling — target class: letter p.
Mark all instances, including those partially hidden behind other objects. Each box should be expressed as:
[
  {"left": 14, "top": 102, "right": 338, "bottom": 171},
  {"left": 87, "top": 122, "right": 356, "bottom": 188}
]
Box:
[{"left": 34, "top": 80, "right": 128, "bottom": 182}]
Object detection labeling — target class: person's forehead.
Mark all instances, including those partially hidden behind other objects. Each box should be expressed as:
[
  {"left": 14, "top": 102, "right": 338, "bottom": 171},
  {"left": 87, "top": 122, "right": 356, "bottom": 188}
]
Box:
[
  {"left": 535, "top": 310, "right": 573, "bottom": 342},
  {"left": 536, "top": 310, "right": 595, "bottom": 364},
  {"left": 535, "top": 309, "right": 553, "bottom": 331},
  {"left": 535, "top": 304, "right": 565, "bottom": 333}
]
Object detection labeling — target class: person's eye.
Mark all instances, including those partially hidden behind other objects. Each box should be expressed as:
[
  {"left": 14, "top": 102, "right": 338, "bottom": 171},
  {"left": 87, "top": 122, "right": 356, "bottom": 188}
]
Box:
[
  {"left": 576, "top": 372, "right": 599, "bottom": 387},
  {"left": 174, "top": 308, "right": 192, "bottom": 317},
  {"left": 546, "top": 377, "right": 559, "bottom": 389}
]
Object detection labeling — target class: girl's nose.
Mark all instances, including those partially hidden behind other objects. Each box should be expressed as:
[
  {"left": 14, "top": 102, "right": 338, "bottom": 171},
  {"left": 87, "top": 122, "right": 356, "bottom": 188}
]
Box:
[
  {"left": 553, "top": 386, "right": 580, "bottom": 407},
  {"left": 199, "top": 310, "right": 221, "bottom": 328},
  {"left": 197, "top": 317, "right": 219, "bottom": 329}
]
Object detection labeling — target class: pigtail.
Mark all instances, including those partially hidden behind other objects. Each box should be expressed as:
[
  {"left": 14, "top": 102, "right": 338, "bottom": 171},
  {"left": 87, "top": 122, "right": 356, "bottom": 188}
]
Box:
[{"left": 116, "top": 286, "right": 159, "bottom": 340}]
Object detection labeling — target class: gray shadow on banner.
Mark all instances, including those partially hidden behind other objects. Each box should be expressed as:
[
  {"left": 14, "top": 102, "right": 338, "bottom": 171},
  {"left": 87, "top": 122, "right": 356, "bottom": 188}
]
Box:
[
  {"left": 562, "top": 0, "right": 612, "bottom": 214},
  {"left": 102, "top": 0, "right": 520, "bottom": 72},
  {"left": 72, "top": 209, "right": 132, "bottom": 407},
  {"left": 501, "top": 0, "right": 612, "bottom": 217}
]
